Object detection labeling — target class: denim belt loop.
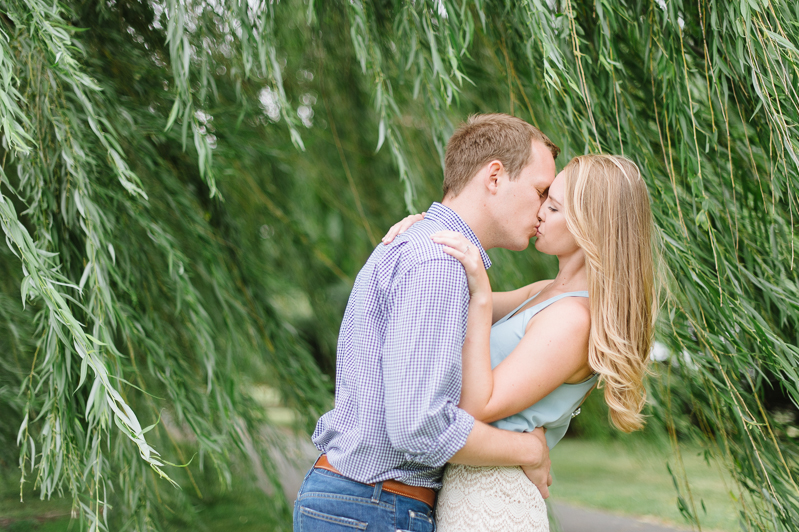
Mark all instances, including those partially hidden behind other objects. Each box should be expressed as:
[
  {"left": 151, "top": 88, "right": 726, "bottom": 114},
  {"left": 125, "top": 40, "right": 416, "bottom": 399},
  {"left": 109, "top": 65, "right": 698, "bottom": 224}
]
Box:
[{"left": 371, "top": 481, "right": 383, "bottom": 503}]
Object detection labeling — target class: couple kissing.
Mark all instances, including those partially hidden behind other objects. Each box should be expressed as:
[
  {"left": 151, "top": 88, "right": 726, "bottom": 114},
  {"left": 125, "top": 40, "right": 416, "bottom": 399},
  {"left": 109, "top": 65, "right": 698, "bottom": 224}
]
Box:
[{"left": 294, "top": 113, "right": 656, "bottom": 532}]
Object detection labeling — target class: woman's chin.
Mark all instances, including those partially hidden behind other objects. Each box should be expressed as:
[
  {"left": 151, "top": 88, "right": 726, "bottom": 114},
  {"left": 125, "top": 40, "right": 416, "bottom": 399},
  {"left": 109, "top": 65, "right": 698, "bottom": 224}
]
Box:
[{"left": 533, "top": 238, "right": 552, "bottom": 255}]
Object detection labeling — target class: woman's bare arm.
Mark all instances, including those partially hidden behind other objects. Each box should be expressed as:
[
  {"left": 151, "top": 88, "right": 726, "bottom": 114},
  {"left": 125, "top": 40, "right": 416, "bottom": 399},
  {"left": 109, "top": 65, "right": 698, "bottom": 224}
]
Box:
[
  {"left": 459, "top": 291, "right": 591, "bottom": 422},
  {"left": 471, "top": 300, "right": 590, "bottom": 423},
  {"left": 431, "top": 231, "right": 496, "bottom": 411},
  {"left": 460, "top": 291, "right": 495, "bottom": 413}
]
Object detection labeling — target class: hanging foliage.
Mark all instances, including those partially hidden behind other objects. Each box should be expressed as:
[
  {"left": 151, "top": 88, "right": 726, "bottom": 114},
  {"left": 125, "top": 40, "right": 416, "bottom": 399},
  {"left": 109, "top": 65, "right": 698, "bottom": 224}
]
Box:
[{"left": 0, "top": 0, "right": 798, "bottom": 530}]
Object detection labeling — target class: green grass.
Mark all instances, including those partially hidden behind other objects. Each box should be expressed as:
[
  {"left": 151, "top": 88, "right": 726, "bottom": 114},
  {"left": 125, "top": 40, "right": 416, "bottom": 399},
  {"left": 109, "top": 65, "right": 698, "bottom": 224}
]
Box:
[{"left": 549, "top": 439, "right": 741, "bottom": 531}]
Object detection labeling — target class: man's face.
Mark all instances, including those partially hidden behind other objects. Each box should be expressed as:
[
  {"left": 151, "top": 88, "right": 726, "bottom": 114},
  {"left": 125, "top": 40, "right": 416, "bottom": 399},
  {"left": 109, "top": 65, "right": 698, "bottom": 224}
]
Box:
[{"left": 493, "top": 141, "right": 557, "bottom": 251}]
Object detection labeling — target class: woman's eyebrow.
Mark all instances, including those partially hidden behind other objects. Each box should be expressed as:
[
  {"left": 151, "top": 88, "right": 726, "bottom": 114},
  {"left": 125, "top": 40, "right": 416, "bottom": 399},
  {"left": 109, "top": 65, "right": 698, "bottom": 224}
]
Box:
[{"left": 549, "top": 194, "right": 562, "bottom": 206}]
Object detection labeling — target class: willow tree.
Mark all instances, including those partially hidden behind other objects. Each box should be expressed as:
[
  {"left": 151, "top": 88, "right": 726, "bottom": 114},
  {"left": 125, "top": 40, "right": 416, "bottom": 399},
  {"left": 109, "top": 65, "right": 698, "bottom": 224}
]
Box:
[{"left": 0, "top": 0, "right": 798, "bottom": 530}]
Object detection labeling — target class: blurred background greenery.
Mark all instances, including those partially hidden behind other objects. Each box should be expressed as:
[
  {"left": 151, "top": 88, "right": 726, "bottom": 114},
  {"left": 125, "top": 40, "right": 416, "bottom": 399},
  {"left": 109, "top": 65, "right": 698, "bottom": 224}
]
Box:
[{"left": 1, "top": 0, "right": 799, "bottom": 531}]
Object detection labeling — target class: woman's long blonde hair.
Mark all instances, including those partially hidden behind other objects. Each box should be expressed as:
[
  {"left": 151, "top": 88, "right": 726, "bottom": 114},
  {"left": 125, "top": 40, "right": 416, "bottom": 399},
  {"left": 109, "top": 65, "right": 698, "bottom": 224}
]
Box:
[{"left": 562, "top": 154, "right": 657, "bottom": 432}]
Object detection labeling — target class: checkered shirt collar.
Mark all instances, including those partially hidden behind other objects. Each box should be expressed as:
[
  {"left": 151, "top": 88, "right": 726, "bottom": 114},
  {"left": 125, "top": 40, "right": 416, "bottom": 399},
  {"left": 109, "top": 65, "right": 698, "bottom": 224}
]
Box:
[{"left": 425, "top": 202, "right": 492, "bottom": 270}]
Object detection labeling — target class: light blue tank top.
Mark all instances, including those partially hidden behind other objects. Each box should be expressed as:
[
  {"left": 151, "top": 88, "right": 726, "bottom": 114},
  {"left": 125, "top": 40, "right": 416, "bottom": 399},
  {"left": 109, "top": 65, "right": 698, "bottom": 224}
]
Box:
[{"left": 489, "top": 291, "right": 598, "bottom": 449}]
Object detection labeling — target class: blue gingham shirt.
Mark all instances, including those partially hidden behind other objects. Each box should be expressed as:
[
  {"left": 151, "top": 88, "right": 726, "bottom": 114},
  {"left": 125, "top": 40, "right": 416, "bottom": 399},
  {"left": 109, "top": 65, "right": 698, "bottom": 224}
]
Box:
[{"left": 312, "top": 202, "right": 492, "bottom": 489}]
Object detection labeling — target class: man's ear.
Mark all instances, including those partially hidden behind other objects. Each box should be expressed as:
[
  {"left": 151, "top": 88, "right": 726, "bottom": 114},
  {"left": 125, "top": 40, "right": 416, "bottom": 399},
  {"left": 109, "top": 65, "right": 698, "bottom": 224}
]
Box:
[{"left": 485, "top": 160, "right": 504, "bottom": 195}]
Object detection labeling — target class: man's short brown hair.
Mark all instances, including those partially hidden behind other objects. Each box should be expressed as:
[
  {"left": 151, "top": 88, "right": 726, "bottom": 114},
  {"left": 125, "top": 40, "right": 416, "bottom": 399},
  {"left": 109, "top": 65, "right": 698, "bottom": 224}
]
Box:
[{"left": 443, "top": 114, "right": 560, "bottom": 197}]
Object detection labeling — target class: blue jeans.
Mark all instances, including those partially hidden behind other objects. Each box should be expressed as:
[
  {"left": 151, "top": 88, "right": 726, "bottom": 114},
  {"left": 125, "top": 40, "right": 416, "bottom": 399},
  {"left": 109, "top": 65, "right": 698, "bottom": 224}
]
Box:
[{"left": 293, "top": 466, "right": 436, "bottom": 531}]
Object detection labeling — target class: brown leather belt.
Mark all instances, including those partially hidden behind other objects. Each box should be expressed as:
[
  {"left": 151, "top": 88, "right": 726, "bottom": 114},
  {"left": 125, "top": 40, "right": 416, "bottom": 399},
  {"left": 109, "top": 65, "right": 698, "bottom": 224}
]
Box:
[{"left": 314, "top": 454, "right": 436, "bottom": 508}]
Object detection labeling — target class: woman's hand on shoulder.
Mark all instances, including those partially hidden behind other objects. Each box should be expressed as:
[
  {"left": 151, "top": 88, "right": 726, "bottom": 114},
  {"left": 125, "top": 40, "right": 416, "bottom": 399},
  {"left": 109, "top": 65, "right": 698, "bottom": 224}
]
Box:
[
  {"left": 382, "top": 212, "right": 425, "bottom": 245},
  {"left": 430, "top": 231, "right": 490, "bottom": 300}
]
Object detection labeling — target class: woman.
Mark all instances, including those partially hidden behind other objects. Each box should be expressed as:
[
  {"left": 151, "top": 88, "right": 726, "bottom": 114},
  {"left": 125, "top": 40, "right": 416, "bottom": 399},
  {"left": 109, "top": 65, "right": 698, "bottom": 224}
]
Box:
[{"left": 384, "top": 154, "right": 657, "bottom": 531}]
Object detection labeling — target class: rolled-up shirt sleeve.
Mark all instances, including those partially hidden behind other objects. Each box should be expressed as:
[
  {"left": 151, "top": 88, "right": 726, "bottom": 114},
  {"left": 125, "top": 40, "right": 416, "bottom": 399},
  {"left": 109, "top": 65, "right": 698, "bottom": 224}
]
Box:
[{"left": 382, "top": 258, "right": 475, "bottom": 468}]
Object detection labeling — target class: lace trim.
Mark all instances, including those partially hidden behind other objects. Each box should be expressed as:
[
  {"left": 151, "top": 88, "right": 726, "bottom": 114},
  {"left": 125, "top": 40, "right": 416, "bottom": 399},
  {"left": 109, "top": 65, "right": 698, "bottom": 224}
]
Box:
[{"left": 436, "top": 464, "right": 549, "bottom": 531}]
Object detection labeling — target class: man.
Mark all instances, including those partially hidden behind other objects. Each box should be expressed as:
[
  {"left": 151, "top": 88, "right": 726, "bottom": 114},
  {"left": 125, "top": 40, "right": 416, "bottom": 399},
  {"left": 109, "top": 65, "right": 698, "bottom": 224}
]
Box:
[{"left": 294, "top": 114, "right": 560, "bottom": 531}]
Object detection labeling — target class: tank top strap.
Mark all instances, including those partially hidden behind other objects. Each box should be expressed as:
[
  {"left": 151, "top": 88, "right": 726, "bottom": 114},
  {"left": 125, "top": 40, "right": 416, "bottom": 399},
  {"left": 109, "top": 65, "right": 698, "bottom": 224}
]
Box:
[
  {"left": 495, "top": 292, "right": 541, "bottom": 325},
  {"left": 523, "top": 291, "right": 589, "bottom": 322}
]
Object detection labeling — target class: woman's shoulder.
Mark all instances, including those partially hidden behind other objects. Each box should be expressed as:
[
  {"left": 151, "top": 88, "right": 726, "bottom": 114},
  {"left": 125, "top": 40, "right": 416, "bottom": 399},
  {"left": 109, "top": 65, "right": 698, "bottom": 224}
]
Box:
[{"left": 527, "top": 293, "right": 591, "bottom": 333}]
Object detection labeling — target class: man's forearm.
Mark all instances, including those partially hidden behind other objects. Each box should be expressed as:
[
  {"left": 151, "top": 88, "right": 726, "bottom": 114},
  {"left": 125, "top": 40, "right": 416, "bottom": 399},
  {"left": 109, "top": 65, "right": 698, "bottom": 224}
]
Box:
[{"left": 448, "top": 420, "right": 545, "bottom": 467}]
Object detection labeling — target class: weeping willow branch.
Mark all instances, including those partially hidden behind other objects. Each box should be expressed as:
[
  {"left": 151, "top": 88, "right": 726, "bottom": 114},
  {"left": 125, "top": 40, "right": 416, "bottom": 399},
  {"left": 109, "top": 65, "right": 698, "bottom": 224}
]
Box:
[{"left": 2, "top": 1, "right": 799, "bottom": 531}]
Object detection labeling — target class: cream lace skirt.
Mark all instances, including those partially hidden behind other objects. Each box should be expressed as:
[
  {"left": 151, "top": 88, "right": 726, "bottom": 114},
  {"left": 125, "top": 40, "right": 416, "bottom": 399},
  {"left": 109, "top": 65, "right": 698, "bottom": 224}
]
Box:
[{"left": 435, "top": 464, "right": 548, "bottom": 532}]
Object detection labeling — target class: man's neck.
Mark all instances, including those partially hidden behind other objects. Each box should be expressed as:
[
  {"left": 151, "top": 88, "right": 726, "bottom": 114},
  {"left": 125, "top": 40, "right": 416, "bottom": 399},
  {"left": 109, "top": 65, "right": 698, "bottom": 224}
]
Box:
[{"left": 440, "top": 194, "right": 494, "bottom": 250}]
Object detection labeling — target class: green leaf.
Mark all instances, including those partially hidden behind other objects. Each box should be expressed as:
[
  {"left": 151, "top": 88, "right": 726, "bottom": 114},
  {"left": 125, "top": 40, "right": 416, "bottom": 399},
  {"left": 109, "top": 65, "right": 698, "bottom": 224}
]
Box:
[{"left": 763, "top": 29, "right": 799, "bottom": 55}]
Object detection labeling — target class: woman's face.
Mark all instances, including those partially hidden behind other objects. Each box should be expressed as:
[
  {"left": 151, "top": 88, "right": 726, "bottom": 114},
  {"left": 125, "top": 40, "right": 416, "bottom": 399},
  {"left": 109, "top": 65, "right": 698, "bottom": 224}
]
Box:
[{"left": 534, "top": 171, "right": 580, "bottom": 256}]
